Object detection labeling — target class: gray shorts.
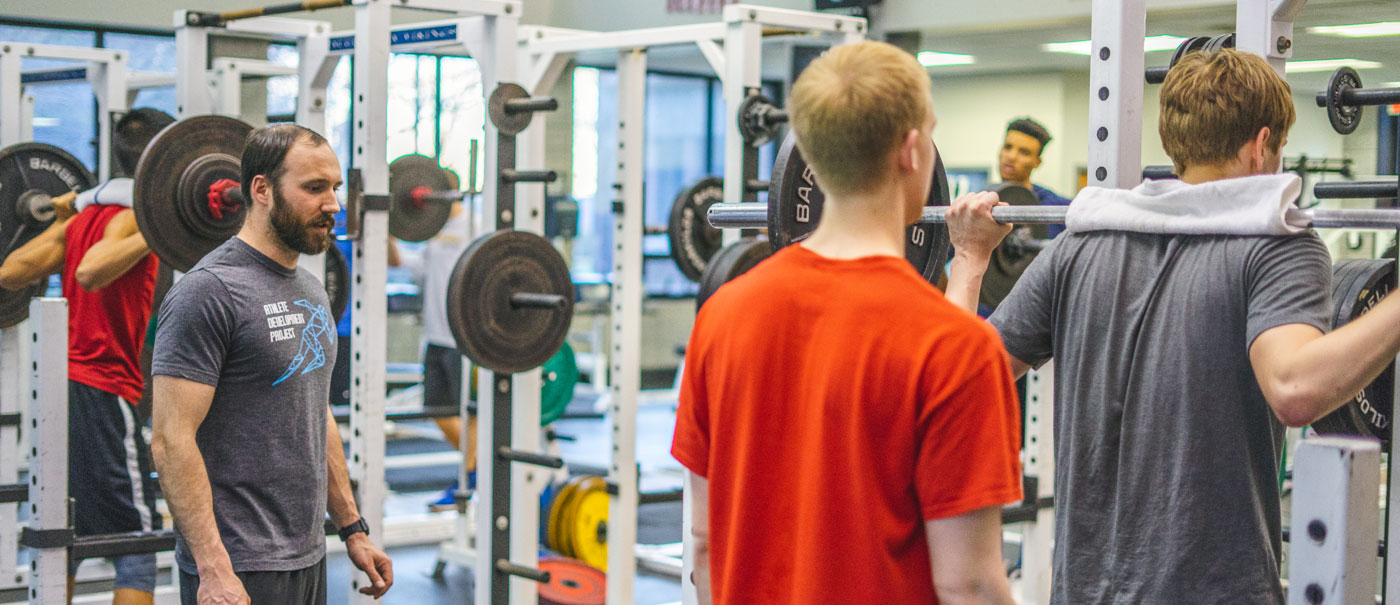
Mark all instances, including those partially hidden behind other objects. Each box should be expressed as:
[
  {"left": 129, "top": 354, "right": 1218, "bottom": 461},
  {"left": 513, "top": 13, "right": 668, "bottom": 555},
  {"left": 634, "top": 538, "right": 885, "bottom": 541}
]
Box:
[{"left": 178, "top": 558, "right": 325, "bottom": 605}]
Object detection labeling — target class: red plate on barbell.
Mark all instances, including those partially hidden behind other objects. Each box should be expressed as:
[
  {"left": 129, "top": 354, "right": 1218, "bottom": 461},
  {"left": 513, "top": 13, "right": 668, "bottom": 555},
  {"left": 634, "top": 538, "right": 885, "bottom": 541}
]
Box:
[{"left": 538, "top": 557, "right": 606, "bottom": 605}]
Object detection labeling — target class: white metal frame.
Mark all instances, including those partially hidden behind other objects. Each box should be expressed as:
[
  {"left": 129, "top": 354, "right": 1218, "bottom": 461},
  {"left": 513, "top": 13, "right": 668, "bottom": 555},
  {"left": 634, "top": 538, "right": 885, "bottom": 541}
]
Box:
[
  {"left": 0, "top": 42, "right": 130, "bottom": 180},
  {"left": 1286, "top": 437, "right": 1380, "bottom": 605},
  {"left": 26, "top": 298, "right": 68, "bottom": 605},
  {"left": 1020, "top": 365, "right": 1054, "bottom": 605}
]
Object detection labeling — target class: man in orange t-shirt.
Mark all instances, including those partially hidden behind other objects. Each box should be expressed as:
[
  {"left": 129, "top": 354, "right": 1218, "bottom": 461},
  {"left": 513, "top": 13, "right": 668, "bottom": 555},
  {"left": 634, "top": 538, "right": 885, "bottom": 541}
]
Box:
[{"left": 671, "top": 42, "right": 1022, "bottom": 605}]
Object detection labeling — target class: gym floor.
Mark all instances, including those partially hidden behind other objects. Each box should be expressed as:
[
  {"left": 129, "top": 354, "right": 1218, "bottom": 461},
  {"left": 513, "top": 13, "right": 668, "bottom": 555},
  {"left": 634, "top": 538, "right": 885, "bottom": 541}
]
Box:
[{"left": 324, "top": 397, "right": 687, "bottom": 604}]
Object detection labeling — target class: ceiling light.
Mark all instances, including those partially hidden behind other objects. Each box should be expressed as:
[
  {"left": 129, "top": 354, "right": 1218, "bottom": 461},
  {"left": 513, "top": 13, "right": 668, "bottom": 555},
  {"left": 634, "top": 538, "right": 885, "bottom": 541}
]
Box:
[
  {"left": 917, "top": 51, "right": 975, "bottom": 67},
  {"left": 1285, "top": 59, "right": 1383, "bottom": 73},
  {"left": 1309, "top": 22, "right": 1400, "bottom": 38},
  {"left": 1041, "top": 35, "right": 1188, "bottom": 56}
]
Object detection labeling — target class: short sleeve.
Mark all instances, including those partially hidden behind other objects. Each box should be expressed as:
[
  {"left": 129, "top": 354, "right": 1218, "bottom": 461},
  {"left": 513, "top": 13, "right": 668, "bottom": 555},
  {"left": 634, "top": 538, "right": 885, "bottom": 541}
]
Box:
[
  {"left": 151, "top": 270, "right": 236, "bottom": 386},
  {"left": 989, "top": 242, "right": 1058, "bottom": 367},
  {"left": 914, "top": 343, "right": 1023, "bottom": 520},
  {"left": 670, "top": 326, "right": 711, "bottom": 478},
  {"left": 1245, "top": 234, "right": 1332, "bottom": 346}
]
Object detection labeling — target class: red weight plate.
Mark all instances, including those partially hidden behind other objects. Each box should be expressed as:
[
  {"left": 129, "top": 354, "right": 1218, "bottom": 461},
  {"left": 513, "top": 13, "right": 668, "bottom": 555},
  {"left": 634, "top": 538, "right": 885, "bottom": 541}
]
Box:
[{"left": 538, "top": 557, "right": 606, "bottom": 605}]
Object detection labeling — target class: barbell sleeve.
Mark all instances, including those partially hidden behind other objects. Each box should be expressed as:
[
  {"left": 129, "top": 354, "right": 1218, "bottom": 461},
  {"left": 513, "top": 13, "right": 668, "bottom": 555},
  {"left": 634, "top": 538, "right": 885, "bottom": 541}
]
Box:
[
  {"left": 510, "top": 293, "right": 567, "bottom": 310},
  {"left": 501, "top": 169, "right": 558, "bottom": 184},
  {"left": 504, "top": 97, "right": 559, "bottom": 114},
  {"left": 496, "top": 447, "right": 565, "bottom": 468},
  {"left": 1314, "top": 181, "right": 1399, "bottom": 200},
  {"left": 1145, "top": 66, "right": 1170, "bottom": 85},
  {"left": 495, "top": 560, "right": 551, "bottom": 584},
  {"left": 1316, "top": 87, "right": 1400, "bottom": 108},
  {"left": 707, "top": 202, "right": 1400, "bottom": 230},
  {"left": 194, "top": 0, "right": 350, "bottom": 26}
]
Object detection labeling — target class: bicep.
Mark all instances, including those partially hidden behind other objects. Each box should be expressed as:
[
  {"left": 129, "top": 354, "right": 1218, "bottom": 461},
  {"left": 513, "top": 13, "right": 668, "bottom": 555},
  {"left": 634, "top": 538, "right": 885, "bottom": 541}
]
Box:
[
  {"left": 924, "top": 505, "right": 1005, "bottom": 585},
  {"left": 152, "top": 375, "right": 215, "bottom": 436},
  {"left": 1248, "top": 322, "right": 1325, "bottom": 395}
]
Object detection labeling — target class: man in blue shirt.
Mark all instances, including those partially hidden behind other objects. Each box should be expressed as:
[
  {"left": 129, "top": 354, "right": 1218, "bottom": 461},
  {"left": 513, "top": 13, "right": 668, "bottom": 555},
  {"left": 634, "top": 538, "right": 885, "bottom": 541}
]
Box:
[{"left": 999, "top": 117, "right": 1071, "bottom": 238}]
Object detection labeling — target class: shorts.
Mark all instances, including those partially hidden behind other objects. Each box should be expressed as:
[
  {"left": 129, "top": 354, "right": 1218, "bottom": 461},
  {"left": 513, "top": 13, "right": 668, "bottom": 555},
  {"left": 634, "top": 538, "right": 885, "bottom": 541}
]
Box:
[
  {"left": 330, "top": 335, "right": 351, "bottom": 406},
  {"left": 423, "top": 344, "right": 468, "bottom": 412},
  {"left": 179, "top": 557, "right": 326, "bottom": 605},
  {"left": 67, "top": 380, "right": 162, "bottom": 592}
]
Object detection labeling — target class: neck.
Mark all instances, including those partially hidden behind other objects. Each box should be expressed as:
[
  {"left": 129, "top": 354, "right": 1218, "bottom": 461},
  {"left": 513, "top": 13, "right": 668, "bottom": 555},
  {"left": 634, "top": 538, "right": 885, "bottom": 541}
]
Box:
[
  {"left": 1178, "top": 163, "right": 1253, "bottom": 185},
  {"left": 236, "top": 216, "right": 300, "bottom": 269},
  {"left": 799, "top": 184, "right": 908, "bottom": 261},
  {"left": 1004, "top": 176, "right": 1032, "bottom": 189}
]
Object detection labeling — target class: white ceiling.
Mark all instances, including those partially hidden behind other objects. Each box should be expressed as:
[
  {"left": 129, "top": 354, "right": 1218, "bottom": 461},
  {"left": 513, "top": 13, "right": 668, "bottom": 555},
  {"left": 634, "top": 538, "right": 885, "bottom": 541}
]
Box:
[{"left": 911, "top": 0, "right": 1400, "bottom": 93}]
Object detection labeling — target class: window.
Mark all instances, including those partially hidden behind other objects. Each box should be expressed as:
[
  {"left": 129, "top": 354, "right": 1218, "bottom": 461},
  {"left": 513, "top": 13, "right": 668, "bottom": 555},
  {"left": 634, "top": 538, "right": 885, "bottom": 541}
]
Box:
[
  {"left": 104, "top": 33, "right": 176, "bottom": 116},
  {"left": 0, "top": 25, "right": 97, "bottom": 169},
  {"left": 387, "top": 54, "right": 438, "bottom": 161},
  {"left": 438, "top": 56, "right": 485, "bottom": 191},
  {"left": 572, "top": 65, "right": 782, "bottom": 296}
]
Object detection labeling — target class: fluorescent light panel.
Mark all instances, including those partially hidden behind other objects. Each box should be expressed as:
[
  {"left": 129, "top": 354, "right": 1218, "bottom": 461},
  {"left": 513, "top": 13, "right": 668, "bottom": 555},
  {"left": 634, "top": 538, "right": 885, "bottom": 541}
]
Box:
[
  {"left": 1041, "top": 35, "right": 1188, "bottom": 56},
  {"left": 917, "top": 51, "right": 975, "bottom": 67},
  {"left": 1309, "top": 22, "right": 1400, "bottom": 38},
  {"left": 1285, "top": 59, "right": 1383, "bottom": 73}
]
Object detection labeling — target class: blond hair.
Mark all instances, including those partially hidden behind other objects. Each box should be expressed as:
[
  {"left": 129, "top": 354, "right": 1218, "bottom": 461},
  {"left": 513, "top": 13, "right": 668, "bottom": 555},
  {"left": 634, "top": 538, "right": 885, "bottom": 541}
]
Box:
[
  {"left": 789, "top": 41, "right": 933, "bottom": 196},
  {"left": 1159, "top": 49, "right": 1295, "bottom": 173}
]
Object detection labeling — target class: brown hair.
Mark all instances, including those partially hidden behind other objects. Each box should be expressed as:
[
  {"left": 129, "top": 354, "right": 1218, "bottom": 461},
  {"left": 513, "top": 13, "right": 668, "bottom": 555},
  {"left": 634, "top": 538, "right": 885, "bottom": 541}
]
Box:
[
  {"left": 789, "top": 41, "right": 933, "bottom": 196},
  {"left": 1159, "top": 49, "right": 1294, "bottom": 173}
]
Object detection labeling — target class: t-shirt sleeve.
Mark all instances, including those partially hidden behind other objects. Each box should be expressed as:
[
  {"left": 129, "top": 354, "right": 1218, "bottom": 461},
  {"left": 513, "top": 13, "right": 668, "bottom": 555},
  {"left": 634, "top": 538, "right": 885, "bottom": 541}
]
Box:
[
  {"left": 151, "top": 270, "right": 236, "bottom": 387},
  {"left": 1245, "top": 234, "right": 1332, "bottom": 346},
  {"left": 988, "top": 242, "right": 1057, "bottom": 368},
  {"left": 671, "top": 324, "right": 711, "bottom": 478},
  {"left": 914, "top": 330, "right": 1023, "bottom": 520}
]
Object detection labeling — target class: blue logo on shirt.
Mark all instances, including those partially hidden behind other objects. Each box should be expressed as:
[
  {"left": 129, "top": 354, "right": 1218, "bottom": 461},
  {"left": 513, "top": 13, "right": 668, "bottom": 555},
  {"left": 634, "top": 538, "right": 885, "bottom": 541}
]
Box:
[{"left": 273, "top": 300, "right": 333, "bottom": 386}]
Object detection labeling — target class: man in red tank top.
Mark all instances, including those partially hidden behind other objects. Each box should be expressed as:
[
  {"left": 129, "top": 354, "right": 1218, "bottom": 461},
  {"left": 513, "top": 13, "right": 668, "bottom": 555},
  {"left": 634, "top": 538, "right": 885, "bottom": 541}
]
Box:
[
  {"left": 672, "top": 43, "right": 1022, "bottom": 605},
  {"left": 0, "top": 108, "right": 174, "bottom": 605}
]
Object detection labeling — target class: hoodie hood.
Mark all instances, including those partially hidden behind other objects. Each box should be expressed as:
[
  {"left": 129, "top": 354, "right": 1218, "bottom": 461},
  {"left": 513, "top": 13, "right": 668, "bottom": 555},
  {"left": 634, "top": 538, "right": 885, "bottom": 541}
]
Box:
[{"left": 1064, "top": 173, "right": 1309, "bottom": 236}]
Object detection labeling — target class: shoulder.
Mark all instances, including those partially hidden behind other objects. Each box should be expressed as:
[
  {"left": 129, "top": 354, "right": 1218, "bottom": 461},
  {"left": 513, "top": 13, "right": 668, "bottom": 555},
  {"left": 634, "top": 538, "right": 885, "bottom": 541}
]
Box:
[
  {"left": 1033, "top": 184, "right": 1071, "bottom": 205},
  {"left": 166, "top": 268, "right": 233, "bottom": 302}
]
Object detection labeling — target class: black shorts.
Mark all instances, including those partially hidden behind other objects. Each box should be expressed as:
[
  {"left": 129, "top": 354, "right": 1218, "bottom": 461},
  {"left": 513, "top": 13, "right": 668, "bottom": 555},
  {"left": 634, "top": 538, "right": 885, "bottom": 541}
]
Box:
[
  {"left": 423, "top": 344, "right": 465, "bottom": 412},
  {"left": 329, "top": 335, "right": 351, "bottom": 406},
  {"left": 68, "top": 381, "right": 161, "bottom": 538},
  {"left": 179, "top": 557, "right": 326, "bottom": 605}
]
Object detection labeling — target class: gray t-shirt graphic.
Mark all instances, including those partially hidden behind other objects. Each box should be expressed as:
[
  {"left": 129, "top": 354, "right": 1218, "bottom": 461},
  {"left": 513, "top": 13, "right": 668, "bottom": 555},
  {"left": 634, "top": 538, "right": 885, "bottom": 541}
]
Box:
[
  {"left": 153, "top": 237, "right": 336, "bottom": 574},
  {"left": 990, "top": 230, "right": 1331, "bottom": 605}
]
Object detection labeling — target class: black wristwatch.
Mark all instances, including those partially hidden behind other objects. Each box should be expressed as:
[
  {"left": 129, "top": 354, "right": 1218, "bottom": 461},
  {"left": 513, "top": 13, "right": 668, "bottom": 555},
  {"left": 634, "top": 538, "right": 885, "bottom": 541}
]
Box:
[{"left": 338, "top": 518, "right": 369, "bottom": 542}]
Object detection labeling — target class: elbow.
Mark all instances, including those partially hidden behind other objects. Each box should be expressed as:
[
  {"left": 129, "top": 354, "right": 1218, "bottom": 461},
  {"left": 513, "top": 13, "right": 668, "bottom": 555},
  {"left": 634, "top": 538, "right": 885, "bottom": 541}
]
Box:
[
  {"left": 0, "top": 265, "right": 30, "bottom": 291},
  {"left": 933, "top": 575, "right": 1011, "bottom": 605},
  {"left": 1267, "top": 385, "right": 1333, "bottom": 428},
  {"left": 74, "top": 265, "right": 104, "bottom": 292}
]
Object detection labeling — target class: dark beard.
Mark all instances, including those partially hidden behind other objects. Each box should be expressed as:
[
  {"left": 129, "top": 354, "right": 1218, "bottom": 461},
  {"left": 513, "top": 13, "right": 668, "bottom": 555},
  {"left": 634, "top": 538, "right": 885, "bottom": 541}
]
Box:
[{"left": 269, "top": 182, "right": 335, "bottom": 255}]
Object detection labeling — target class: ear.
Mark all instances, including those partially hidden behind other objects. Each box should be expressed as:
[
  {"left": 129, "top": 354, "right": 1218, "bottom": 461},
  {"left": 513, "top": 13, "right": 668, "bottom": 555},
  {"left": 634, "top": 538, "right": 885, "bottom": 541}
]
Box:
[
  {"left": 1246, "top": 126, "right": 1271, "bottom": 170},
  {"left": 250, "top": 174, "right": 272, "bottom": 206},
  {"left": 898, "top": 129, "right": 921, "bottom": 173},
  {"left": 1031, "top": 154, "right": 1043, "bottom": 170}
]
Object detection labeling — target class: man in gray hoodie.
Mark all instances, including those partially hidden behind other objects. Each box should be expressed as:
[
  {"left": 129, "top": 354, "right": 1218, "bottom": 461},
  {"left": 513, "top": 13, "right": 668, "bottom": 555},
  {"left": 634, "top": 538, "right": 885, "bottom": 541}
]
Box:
[{"left": 945, "top": 49, "right": 1400, "bottom": 604}]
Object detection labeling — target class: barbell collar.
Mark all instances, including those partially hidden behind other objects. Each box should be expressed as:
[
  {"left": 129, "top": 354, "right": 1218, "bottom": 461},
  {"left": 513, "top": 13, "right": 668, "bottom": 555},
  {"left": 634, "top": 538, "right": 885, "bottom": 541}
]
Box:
[
  {"left": 410, "top": 187, "right": 466, "bottom": 207},
  {"left": 496, "top": 446, "right": 565, "bottom": 468},
  {"left": 504, "top": 97, "right": 559, "bottom": 114},
  {"left": 708, "top": 202, "right": 1400, "bottom": 230},
  {"left": 509, "top": 292, "right": 568, "bottom": 310},
  {"left": 501, "top": 169, "right": 558, "bottom": 184},
  {"left": 766, "top": 108, "right": 789, "bottom": 124},
  {"left": 495, "top": 560, "right": 552, "bottom": 584},
  {"left": 1313, "top": 181, "right": 1399, "bottom": 200}
]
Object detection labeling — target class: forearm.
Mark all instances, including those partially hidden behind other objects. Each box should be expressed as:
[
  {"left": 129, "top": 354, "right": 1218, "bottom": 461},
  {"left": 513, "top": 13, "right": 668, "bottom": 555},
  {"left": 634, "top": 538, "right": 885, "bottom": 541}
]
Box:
[
  {"left": 76, "top": 233, "right": 150, "bottom": 291},
  {"left": 934, "top": 572, "right": 1016, "bottom": 605},
  {"left": 692, "top": 535, "right": 712, "bottom": 605},
  {"left": 152, "top": 434, "right": 233, "bottom": 573},
  {"left": 325, "top": 411, "right": 360, "bottom": 527},
  {"left": 0, "top": 231, "right": 65, "bottom": 290},
  {"left": 1272, "top": 300, "right": 1400, "bottom": 423},
  {"left": 944, "top": 251, "right": 989, "bottom": 314}
]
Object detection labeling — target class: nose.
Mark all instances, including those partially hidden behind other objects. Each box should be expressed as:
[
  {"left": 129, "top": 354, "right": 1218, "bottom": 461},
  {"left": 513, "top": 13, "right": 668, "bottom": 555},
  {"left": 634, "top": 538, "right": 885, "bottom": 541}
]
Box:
[{"left": 324, "top": 191, "right": 342, "bottom": 215}]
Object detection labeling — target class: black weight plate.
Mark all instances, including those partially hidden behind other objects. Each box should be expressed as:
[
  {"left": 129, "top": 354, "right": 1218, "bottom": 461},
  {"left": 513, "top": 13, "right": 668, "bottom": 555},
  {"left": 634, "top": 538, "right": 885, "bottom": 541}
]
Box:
[
  {"left": 388, "top": 154, "right": 454, "bottom": 242},
  {"left": 1168, "top": 36, "right": 1210, "bottom": 70},
  {"left": 1312, "top": 259, "right": 1393, "bottom": 450},
  {"left": 488, "top": 83, "right": 533, "bottom": 136},
  {"left": 697, "top": 238, "right": 771, "bottom": 312},
  {"left": 737, "top": 92, "right": 780, "bottom": 148},
  {"left": 667, "top": 177, "right": 724, "bottom": 282},
  {"left": 324, "top": 243, "right": 350, "bottom": 323},
  {"left": 133, "top": 115, "right": 253, "bottom": 272},
  {"left": 1326, "top": 67, "right": 1363, "bottom": 136},
  {"left": 766, "top": 131, "right": 951, "bottom": 284},
  {"left": 0, "top": 142, "right": 95, "bottom": 328},
  {"left": 446, "top": 229, "right": 574, "bottom": 374},
  {"left": 979, "top": 183, "right": 1045, "bottom": 310}
]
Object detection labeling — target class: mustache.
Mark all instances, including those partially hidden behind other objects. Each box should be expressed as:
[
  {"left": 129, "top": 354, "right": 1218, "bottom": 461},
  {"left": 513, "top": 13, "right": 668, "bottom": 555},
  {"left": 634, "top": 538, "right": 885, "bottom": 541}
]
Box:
[{"left": 309, "top": 214, "right": 336, "bottom": 228}]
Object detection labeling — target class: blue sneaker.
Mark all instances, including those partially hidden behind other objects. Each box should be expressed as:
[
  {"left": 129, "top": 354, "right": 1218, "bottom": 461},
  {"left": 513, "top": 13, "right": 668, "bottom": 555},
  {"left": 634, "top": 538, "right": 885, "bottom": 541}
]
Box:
[{"left": 428, "top": 479, "right": 460, "bottom": 512}]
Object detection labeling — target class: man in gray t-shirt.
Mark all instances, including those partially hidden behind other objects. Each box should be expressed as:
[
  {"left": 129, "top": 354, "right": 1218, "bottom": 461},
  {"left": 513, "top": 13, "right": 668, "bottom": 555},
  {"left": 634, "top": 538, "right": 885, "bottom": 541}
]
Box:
[
  {"left": 151, "top": 124, "right": 392, "bottom": 604},
  {"left": 945, "top": 50, "right": 1400, "bottom": 603}
]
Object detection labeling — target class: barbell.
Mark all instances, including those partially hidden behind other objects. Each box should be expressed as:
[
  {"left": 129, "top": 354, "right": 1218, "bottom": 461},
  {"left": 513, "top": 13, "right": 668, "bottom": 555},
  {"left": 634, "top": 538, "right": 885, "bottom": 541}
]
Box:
[{"left": 0, "top": 142, "right": 97, "bottom": 328}]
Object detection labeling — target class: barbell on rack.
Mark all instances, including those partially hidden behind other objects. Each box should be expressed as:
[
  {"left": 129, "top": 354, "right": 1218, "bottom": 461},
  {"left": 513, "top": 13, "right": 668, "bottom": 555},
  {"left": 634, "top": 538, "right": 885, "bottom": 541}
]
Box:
[
  {"left": 1315, "top": 66, "right": 1400, "bottom": 135},
  {"left": 0, "top": 142, "right": 96, "bottom": 328}
]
